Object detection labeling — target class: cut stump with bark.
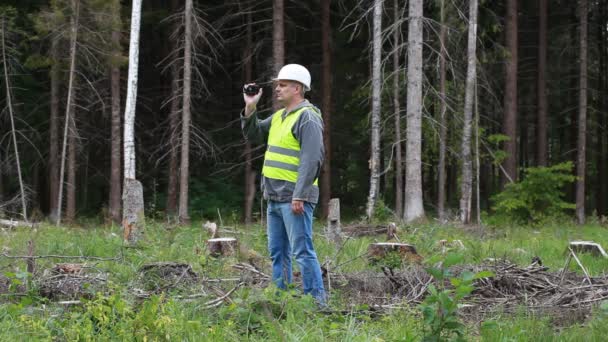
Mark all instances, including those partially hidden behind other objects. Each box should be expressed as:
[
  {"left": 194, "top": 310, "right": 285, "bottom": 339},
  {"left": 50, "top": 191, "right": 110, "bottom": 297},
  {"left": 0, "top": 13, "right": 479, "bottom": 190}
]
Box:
[
  {"left": 569, "top": 241, "right": 608, "bottom": 258},
  {"left": 123, "top": 178, "right": 144, "bottom": 245},
  {"left": 368, "top": 242, "right": 421, "bottom": 265},
  {"left": 207, "top": 238, "right": 238, "bottom": 257},
  {"left": 326, "top": 198, "right": 342, "bottom": 246}
]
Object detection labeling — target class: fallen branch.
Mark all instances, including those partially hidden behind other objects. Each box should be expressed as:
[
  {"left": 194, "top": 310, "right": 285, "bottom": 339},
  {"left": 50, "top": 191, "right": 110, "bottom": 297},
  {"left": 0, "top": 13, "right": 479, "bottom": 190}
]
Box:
[
  {"left": 203, "top": 282, "right": 243, "bottom": 308},
  {"left": 557, "top": 252, "right": 573, "bottom": 287},
  {"left": 232, "top": 263, "right": 270, "bottom": 279},
  {"left": 1, "top": 253, "right": 121, "bottom": 261},
  {"left": 174, "top": 292, "right": 208, "bottom": 300},
  {"left": 0, "top": 218, "right": 31, "bottom": 228},
  {"left": 568, "top": 247, "right": 592, "bottom": 285},
  {"left": 201, "top": 277, "right": 241, "bottom": 283}
]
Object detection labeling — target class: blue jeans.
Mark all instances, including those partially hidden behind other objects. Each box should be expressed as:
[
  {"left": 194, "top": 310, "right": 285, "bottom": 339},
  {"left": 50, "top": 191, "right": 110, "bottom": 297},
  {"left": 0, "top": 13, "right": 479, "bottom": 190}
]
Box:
[{"left": 267, "top": 200, "right": 326, "bottom": 303}]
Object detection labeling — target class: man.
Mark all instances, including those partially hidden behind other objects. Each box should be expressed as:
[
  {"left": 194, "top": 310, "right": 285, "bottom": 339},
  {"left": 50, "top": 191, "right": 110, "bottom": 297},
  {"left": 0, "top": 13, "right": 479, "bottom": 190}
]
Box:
[{"left": 241, "top": 64, "right": 326, "bottom": 304}]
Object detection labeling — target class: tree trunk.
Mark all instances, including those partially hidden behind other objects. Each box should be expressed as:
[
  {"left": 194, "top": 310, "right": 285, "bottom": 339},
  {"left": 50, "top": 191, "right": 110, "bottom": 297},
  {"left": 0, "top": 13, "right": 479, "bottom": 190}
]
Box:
[
  {"left": 123, "top": 178, "right": 144, "bottom": 244},
  {"left": 597, "top": 1, "right": 607, "bottom": 217},
  {"left": 403, "top": 0, "right": 425, "bottom": 222},
  {"left": 536, "top": 0, "right": 548, "bottom": 167},
  {"left": 437, "top": 0, "right": 447, "bottom": 222},
  {"left": 165, "top": 0, "right": 181, "bottom": 218},
  {"left": 576, "top": 0, "right": 588, "bottom": 225},
  {"left": 166, "top": 68, "right": 180, "bottom": 217},
  {"left": 567, "top": 13, "right": 578, "bottom": 203},
  {"left": 502, "top": 0, "right": 518, "bottom": 185},
  {"left": 475, "top": 79, "right": 481, "bottom": 223},
  {"left": 392, "top": 0, "right": 402, "bottom": 219},
  {"left": 243, "top": 9, "right": 255, "bottom": 225},
  {"left": 0, "top": 150, "right": 3, "bottom": 214},
  {"left": 49, "top": 37, "right": 60, "bottom": 220},
  {"left": 65, "top": 114, "right": 76, "bottom": 223},
  {"left": 56, "top": 0, "right": 80, "bottom": 226},
  {"left": 123, "top": 0, "right": 144, "bottom": 243},
  {"left": 272, "top": 0, "right": 285, "bottom": 111},
  {"left": 365, "top": 0, "right": 382, "bottom": 221},
  {"left": 178, "top": 0, "right": 193, "bottom": 224},
  {"left": 460, "top": 0, "right": 478, "bottom": 224},
  {"left": 0, "top": 148, "right": 3, "bottom": 195},
  {"left": 109, "top": 0, "right": 122, "bottom": 224},
  {"left": 1, "top": 15, "right": 27, "bottom": 221},
  {"left": 319, "top": 0, "right": 332, "bottom": 219}
]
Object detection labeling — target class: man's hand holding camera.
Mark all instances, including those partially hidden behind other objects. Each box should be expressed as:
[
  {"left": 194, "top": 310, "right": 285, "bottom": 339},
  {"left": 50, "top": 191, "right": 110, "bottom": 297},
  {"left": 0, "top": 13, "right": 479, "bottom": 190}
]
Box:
[{"left": 243, "top": 83, "right": 262, "bottom": 117}]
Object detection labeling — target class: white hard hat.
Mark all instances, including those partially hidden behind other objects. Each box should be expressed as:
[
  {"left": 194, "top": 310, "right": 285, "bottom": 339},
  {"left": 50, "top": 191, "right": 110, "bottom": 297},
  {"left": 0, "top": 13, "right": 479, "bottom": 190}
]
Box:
[{"left": 273, "top": 64, "right": 311, "bottom": 91}]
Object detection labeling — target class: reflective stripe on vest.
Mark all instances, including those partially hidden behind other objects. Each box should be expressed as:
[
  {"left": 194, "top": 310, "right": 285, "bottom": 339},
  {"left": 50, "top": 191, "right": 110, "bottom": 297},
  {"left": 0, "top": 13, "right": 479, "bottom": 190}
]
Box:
[{"left": 262, "top": 106, "right": 321, "bottom": 186}]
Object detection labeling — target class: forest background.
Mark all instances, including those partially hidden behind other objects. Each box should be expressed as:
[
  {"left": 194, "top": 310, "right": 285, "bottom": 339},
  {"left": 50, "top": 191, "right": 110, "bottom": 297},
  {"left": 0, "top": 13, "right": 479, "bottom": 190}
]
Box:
[{"left": 0, "top": 0, "right": 606, "bottom": 227}]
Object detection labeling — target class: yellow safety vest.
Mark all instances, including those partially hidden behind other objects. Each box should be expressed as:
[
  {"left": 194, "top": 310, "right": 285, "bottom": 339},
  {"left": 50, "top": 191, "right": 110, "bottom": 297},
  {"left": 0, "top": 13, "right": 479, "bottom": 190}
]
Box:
[{"left": 262, "top": 106, "right": 321, "bottom": 186}]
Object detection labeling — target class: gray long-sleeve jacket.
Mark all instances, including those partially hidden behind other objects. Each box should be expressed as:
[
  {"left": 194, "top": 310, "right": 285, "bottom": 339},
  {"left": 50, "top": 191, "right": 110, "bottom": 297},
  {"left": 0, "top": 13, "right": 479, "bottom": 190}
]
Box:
[{"left": 241, "top": 100, "right": 324, "bottom": 204}]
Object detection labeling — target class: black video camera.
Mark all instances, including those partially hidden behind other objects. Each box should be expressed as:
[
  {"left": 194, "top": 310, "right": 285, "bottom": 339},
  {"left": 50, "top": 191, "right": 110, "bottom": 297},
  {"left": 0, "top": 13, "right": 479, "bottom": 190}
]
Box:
[{"left": 243, "top": 84, "right": 260, "bottom": 96}]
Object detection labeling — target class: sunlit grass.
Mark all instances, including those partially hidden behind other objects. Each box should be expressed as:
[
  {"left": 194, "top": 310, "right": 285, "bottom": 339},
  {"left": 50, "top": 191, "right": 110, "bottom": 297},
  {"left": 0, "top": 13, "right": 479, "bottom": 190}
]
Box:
[{"left": 2, "top": 218, "right": 608, "bottom": 340}]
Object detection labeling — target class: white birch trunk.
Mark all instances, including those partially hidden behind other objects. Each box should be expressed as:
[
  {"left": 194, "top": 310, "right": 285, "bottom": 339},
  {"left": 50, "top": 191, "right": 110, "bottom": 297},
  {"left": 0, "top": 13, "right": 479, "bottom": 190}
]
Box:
[
  {"left": 459, "top": 0, "right": 478, "bottom": 224},
  {"left": 123, "top": 0, "right": 142, "bottom": 181},
  {"left": 365, "top": 0, "right": 383, "bottom": 220},
  {"left": 56, "top": 0, "right": 79, "bottom": 226},
  {"left": 178, "top": 0, "right": 193, "bottom": 224},
  {"left": 1, "top": 15, "right": 27, "bottom": 221},
  {"left": 403, "top": 0, "right": 425, "bottom": 222},
  {"left": 122, "top": 0, "right": 144, "bottom": 243}
]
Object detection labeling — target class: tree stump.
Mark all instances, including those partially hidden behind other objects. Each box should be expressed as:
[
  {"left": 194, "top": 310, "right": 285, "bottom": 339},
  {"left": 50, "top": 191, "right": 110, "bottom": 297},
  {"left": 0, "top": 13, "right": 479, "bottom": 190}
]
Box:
[
  {"left": 569, "top": 241, "right": 608, "bottom": 258},
  {"left": 326, "top": 198, "right": 342, "bottom": 246},
  {"left": 207, "top": 238, "right": 238, "bottom": 257},
  {"left": 368, "top": 242, "right": 421, "bottom": 265},
  {"left": 123, "top": 178, "right": 145, "bottom": 245}
]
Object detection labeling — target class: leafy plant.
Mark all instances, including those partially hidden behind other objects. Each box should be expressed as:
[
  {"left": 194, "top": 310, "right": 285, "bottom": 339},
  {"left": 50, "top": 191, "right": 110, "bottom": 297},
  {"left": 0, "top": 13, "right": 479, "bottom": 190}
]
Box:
[
  {"left": 420, "top": 253, "right": 494, "bottom": 342},
  {"left": 372, "top": 199, "right": 395, "bottom": 223},
  {"left": 486, "top": 133, "right": 510, "bottom": 166},
  {"left": 491, "top": 162, "right": 576, "bottom": 224}
]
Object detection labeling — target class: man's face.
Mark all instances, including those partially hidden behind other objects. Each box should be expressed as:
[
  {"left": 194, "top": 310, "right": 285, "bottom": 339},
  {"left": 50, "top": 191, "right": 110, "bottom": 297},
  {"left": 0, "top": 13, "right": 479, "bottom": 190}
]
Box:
[{"left": 274, "top": 80, "right": 299, "bottom": 104}]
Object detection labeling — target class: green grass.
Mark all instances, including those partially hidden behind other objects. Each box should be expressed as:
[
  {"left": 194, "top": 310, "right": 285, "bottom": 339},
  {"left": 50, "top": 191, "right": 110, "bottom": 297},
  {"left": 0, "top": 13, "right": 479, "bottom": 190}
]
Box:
[{"left": 1, "top": 218, "right": 608, "bottom": 341}]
